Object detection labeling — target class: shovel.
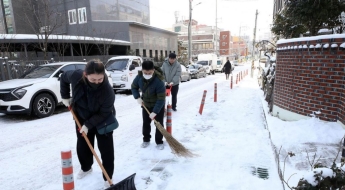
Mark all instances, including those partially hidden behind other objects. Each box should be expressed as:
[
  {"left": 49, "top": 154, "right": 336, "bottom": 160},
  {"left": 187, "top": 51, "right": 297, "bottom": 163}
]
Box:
[{"left": 69, "top": 107, "right": 136, "bottom": 190}]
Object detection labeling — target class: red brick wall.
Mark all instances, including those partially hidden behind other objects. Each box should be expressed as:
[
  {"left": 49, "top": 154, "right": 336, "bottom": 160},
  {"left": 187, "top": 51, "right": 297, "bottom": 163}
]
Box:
[{"left": 274, "top": 37, "right": 345, "bottom": 124}]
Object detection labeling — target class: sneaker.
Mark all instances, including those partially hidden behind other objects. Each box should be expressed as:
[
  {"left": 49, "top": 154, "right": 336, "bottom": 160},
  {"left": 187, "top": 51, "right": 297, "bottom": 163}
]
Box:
[
  {"left": 104, "top": 181, "right": 111, "bottom": 189},
  {"left": 172, "top": 108, "right": 177, "bottom": 111},
  {"left": 77, "top": 168, "right": 92, "bottom": 179},
  {"left": 156, "top": 144, "right": 164, "bottom": 150},
  {"left": 141, "top": 142, "right": 150, "bottom": 148}
]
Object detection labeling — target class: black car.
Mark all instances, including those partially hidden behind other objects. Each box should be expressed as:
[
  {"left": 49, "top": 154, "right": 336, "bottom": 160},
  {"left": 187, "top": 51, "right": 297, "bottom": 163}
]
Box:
[{"left": 188, "top": 64, "right": 207, "bottom": 79}]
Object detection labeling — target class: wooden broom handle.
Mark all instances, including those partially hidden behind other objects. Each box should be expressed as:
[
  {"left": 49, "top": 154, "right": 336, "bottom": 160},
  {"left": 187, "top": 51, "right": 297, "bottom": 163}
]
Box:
[
  {"left": 69, "top": 106, "right": 113, "bottom": 185},
  {"left": 142, "top": 104, "right": 160, "bottom": 125}
]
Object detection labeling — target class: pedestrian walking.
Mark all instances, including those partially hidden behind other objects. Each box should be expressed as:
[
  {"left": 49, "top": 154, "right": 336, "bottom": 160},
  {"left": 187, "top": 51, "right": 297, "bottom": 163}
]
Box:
[
  {"left": 60, "top": 59, "right": 116, "bottom": 189},
  {"left": 223, "top": 57, "right": 232, "bottom": 80},
  {"left": 162, "top": 53, "right": 181, "bottom": 111},
  {"left": 131, "top": 61, "right": 166, "bottom": 150}
]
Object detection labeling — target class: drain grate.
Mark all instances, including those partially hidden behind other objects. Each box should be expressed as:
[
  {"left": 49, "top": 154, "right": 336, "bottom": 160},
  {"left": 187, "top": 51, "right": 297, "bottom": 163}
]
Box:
[{"left": 252, "top": 166, "right": 269, "bottom": 179}]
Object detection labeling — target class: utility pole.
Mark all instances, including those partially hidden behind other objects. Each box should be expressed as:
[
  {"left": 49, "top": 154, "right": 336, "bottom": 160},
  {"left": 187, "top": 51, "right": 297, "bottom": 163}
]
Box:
[
  {"left": 252, "top": 10, "right": 258, "bottom": 60},
  {"left": 251, "top": 9, "right": 258, "bottom": 78},
  {"left": 188, "top": 0, "right": 192, "bottom": 62},
  {"left": 215, "top": 0, "right": 217, "bottom": 55}
]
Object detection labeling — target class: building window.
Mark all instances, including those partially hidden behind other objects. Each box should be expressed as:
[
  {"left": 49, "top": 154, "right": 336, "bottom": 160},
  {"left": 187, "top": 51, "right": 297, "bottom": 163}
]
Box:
[
  {"left": 222, "top": 42, "right": 226, "bottom": 46},
  {"left": 174, "top": 26, "right": 181, "bottom": 32},
  {"left": 143, "top": 49, "right": 147, "bottom": 57},
  {"left": 78, "top": 7, "right": 87, "bottom": 24},
  {"left": 68, "top": 9, "right": 77, "bottom": 24},
  {"left": 149, "top": 50, "right": 152, "bottom": 58},
  {"left": 210, "top": 44, "right": 214, "bottom": 49}
]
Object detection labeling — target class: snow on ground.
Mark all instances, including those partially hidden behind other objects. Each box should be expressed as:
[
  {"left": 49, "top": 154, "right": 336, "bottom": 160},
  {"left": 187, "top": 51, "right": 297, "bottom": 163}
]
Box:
[{"left": 1, "top": 62, "right": 344, "bottom": 190}]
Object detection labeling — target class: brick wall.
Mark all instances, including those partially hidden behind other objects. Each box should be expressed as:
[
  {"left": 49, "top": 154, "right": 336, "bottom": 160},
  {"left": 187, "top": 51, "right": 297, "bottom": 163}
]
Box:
[{"left": 275, "top": 36, "right": 345, "bottom": 124}]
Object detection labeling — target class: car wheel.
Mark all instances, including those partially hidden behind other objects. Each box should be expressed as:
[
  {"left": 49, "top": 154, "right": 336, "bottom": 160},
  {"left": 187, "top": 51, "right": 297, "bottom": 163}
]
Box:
[
  {"left": 196, "top": 74, "right": 199, "bottom": 79},
  {"left": 32, "top": 93, "right": 55, "bottom": 118},
  {"left": 188, "top": 75, "right": 191, "bottom": 81}
]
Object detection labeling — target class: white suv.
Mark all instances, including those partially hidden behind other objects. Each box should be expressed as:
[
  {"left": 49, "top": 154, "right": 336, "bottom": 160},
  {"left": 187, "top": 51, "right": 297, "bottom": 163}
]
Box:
[{"left": 0, "top": 62, "right": 112, "bottom": 118}]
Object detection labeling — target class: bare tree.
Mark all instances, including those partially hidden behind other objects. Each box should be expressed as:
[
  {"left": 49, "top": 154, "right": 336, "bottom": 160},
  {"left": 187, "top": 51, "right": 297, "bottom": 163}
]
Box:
[
  {"left": 91, "top": 28, "right": 124, "bottom": 62},
  {"left": 74, "top": 24, "right": 97, "bottom": 59},
  {"left": 0, "top": 34, "right": 17, "bottom": 58},
  {"left": 22, "top": 0, "right": 65, "bottom": 60}
]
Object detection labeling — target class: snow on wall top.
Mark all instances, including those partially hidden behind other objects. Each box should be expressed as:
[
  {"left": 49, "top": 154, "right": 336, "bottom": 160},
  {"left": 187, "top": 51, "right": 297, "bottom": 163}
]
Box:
[
  {"left": 0, "top": 34, "right": 131, "bottom": 44},
  {"left": 277, "top": 34, "right": 345, "bottom": 45}
]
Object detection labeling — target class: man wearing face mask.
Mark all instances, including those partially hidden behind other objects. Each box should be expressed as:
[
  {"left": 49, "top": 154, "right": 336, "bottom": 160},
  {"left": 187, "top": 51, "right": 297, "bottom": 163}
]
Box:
[
  {"left": 131, "top": 61, "right": 166, "bottom": 150},
  {"left": 162, "top": 53, "right": 181, "bottom": 111},
  {"left": 60, "top": 59, "right": 116, "bottom": 189}
]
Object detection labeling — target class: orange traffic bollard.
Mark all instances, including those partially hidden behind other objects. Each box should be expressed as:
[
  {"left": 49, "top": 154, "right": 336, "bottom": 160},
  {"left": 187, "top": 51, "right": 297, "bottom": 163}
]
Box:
[
  {"left": 214, "top": 83, "right": 217, "bottom": 102},
  {"left": 166, "top": 104, "right": 172, "bottom": 134},
  {"left": 199, "top": 90, "right": 207, "bottom": 115},
  {"left": 61, "top": 150, "right": 74, "bottom": 190}
]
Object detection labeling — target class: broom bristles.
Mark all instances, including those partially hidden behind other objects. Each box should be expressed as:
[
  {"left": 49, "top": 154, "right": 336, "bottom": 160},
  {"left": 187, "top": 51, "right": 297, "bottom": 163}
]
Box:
[{"left": 154, "top": 120, "right": 197, "bottom": 158}]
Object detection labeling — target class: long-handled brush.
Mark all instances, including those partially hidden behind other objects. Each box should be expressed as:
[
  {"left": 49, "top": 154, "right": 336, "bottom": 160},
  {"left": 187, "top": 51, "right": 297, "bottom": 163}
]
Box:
[{"left": 142, "top": 104, "right": 196, "bottom": 158}]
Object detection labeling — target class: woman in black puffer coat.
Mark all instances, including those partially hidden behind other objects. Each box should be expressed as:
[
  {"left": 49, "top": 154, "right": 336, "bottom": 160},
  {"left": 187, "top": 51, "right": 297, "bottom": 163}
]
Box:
[
  {"left": 223, "top": 57, "right": 232, "bottom": 80},
  {"left": 60, "top": 59, "right": 115, "bottom": 188}
]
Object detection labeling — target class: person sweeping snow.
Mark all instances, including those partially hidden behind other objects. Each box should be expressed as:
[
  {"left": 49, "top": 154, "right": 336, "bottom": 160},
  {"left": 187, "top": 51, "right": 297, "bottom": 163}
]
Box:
[{"left": 131, "top": 61, "right": 166, "bottom": 150}]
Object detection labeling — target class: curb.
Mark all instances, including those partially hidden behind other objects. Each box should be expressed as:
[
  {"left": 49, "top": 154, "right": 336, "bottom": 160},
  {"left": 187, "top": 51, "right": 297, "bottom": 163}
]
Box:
[{"left": 260, "top": 96, "right": 286, "bottom": 190}]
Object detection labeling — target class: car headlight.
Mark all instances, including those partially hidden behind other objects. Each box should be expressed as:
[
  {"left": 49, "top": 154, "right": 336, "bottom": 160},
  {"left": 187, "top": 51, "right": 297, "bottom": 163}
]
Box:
[
  {"left": 121, "top": 74, "right": 128, "bottom": 82},
  {"left": 11, "top": 84, "right": 32, "bottom": 99},
  {"left": 13, "top": 89, "right": 27, "bottom": 99}
]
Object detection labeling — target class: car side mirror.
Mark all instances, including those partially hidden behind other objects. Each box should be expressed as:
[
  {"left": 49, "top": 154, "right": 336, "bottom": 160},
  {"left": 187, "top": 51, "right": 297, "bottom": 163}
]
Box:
[
  {"left": 58, "top": 73, "right": 63, "bottom": 81},
  {"left": 129, "top": 64, "right": 135, "bottom": 71}
]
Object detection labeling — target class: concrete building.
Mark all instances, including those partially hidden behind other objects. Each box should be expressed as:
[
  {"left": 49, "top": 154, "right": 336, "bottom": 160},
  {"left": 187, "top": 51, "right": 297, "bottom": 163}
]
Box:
[
  {"left": 172, "top": 19, "right": 221, "bottom": 58},
  {"left": 0, "top": 0, "right": 178, "bottom": 60},
  {"left": 273, "top": 0, "right": 286, "bottom": 18}
]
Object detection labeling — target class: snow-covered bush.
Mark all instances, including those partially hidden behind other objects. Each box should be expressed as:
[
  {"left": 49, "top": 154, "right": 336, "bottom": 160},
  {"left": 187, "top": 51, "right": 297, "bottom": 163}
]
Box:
[{"left": 294, "top": 162, "right": 345, "bottom": 189}]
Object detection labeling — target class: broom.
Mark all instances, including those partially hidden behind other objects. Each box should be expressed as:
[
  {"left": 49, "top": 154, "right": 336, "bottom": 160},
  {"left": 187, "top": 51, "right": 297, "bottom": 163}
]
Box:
[{"left": 142, "top": 104, "right": 196, "bottom": 158}]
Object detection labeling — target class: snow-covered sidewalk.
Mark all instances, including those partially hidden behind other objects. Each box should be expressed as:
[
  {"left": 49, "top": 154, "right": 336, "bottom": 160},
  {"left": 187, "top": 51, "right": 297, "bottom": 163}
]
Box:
[{"left": 5, "top": 65, "right": 336, "bottom": 189}]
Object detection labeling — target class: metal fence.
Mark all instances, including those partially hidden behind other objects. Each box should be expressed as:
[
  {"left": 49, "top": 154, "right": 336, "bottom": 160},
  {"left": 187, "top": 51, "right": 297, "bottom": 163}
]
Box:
[
  {"left": 0, "top": 56, "right": 164, "bottom": 82},
  {"left": 0, "top": 58, "right": 52, "bottom": 82}
]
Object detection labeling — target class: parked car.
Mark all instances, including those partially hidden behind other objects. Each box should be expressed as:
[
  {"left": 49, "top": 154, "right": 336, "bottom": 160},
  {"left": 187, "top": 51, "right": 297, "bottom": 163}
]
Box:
[
  {"left": 180, "top": 65, "right": 191, "bottom": 82},
  {"left": 197, "top": 53, "right": 217, "bottom": 75},
  {"left": 188, "top": 64, "right": 207, "bottom": 79},
  {"left": 105, "top": 56, "right": 143, "bottom": 91},
  {"left": 0, "top": 62, "right": 113, "bottom": 118},
  {"left": 233, "top": 60, "right": 239, "bottom": 66}
]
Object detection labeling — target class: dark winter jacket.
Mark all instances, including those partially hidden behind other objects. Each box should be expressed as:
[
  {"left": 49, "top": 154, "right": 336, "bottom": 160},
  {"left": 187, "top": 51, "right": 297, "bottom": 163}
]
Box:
[
  {"left": 223, "top": 61, "right": 232, "bottom": 74},
  {"left": 162, "top": 59, "right": 182, "bottom": 86},
  {"left": 60, "top": 70, "right": 115, "bottom": 130},
  {"left": 131, "top": 70, "right": 166, "bottom": 114}
]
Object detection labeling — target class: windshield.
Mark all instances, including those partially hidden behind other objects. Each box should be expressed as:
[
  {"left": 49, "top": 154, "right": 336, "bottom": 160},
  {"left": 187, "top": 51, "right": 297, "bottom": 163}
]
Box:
[
  {"left": 189, "top": 65, "right": 198, "bottom": 69},
  {"left": 105, "top": 59, "right": 129, "bottom": 71},
  {"left": 217, "top": 60, "right": 222, "bottom": 65},
  {"left": 196, "top": 61, "right": 208, "bottom": 66},
  {"left": 20, "top": 65, "right": 60, "bottom": 79}
]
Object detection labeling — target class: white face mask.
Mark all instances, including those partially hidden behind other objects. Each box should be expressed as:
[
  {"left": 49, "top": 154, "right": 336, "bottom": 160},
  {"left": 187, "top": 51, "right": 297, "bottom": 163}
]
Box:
[{"left": 143, "top": 74, "right": 153, "bottom": 80}]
